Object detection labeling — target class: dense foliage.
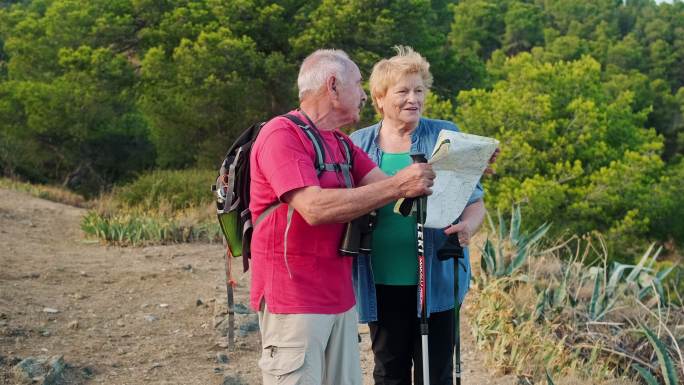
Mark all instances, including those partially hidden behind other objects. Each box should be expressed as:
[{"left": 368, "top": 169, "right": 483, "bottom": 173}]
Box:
[{"left": 1, "top": 0, "right": 683, "bottom": 256}]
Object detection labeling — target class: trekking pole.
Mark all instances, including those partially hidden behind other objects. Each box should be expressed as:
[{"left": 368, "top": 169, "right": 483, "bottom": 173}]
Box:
[
  {"left": 224, "top": 239, "right": 236, "bottom": 348},
  {"left": 411, "top": 153, "right": 431, "bottom": 385},
  {"left": 454, "top": 244, "right": 462, "bottom": 385},
  {"left": 437, "top": 232, "right": 465, "bottom": 385}
]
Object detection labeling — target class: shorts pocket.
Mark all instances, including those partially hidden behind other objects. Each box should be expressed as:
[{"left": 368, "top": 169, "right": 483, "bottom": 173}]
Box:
[{"left": 258, "top": 343, "right": 306, "bottom": 376}]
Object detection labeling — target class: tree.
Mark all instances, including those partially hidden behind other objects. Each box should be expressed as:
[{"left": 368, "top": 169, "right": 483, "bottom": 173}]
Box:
[
  {"left": 453, "top": 54, "right": 674, "bottom": 258},
  {"left": 138, "top": 28, "right": 270, "bottom": 168},
  {"left": 503, "top": 2, "right": 543, "bottom": 55}
]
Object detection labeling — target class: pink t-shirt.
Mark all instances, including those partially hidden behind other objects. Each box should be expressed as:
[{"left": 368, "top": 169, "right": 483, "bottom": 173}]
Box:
[{"left": 249, "top": 111, "right": 377, "bottom": 314}]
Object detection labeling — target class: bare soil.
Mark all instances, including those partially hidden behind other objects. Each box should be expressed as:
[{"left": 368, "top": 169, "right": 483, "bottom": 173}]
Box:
[{"left": 0, "top": 188, "right": 515, "bottom": 385}]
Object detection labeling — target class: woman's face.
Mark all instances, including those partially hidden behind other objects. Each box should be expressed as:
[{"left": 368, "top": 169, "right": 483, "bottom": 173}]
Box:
[{"left": 377, "top": 72, "right": 426, "bottom": 128}]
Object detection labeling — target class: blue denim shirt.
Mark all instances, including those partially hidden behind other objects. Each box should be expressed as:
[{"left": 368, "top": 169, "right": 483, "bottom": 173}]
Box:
[{"left": 350, "top": 117, "right": 484, "bottom": 322}]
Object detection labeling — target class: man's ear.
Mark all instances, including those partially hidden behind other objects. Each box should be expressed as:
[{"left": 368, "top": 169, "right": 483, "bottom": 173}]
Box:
[{"left": 326, "top": 76, "right": 338, "bottom": 97}]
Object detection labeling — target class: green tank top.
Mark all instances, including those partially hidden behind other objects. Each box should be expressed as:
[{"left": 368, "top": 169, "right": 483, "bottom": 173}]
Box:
[{"left": 371, "top": 152, "right": 418, "bottom": 285}]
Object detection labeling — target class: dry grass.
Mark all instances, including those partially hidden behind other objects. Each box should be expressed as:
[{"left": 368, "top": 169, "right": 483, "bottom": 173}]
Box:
[
  {"left": 0, "top": 177, "right": 90, "bottom": 208},
  {"left": 470, "top": 230, "right": 683, "bottom": 385}
]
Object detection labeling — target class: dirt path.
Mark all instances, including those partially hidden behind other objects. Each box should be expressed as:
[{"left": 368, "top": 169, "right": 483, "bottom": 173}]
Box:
[{"left": 0, "top": 188, "right": 514, "bottom": 385}]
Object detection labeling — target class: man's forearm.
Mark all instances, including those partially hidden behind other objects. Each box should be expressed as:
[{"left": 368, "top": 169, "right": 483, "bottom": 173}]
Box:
[
  {"left": 284, "top": 163, "right": 434, "bottom": 225},
  {"left": 285, "top": 177, "right": 403, "bottom": 225}
]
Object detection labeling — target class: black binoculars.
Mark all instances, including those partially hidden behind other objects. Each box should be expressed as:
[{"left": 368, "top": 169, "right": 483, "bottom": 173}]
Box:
[{"left": 339, "top": 211, "right": 377, "bottom": 256}]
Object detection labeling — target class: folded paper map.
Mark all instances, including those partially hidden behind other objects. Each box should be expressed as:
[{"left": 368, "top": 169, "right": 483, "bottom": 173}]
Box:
[{"left": 424, "top": 130, "right": 499, "bottom": 228}]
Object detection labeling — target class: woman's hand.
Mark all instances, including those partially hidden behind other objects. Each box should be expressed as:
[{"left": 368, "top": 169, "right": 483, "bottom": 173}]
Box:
[
  {"left": 484, "top": 147, "right": 500, "bottom": 176},
  {"left": 444, "top": 221, "right": 474, "bottom": 246}
]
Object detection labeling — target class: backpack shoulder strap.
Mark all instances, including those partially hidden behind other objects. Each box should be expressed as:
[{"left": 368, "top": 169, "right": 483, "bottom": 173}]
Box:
[
  {"left": 333, "top": 132, "right": 353, "bottom": 166},
  {"left": 282, "top": 114, "right": 326, "bottom": 175}
]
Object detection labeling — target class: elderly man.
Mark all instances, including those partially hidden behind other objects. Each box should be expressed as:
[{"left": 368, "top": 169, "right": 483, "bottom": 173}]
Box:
[{"left": 249, "top": 49, "right": 436, "bottom": 385}]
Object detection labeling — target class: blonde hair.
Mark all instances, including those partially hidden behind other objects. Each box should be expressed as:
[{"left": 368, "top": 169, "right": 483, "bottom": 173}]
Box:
[
  {"left": 369, "top": 46, "right": 433, "bottom": 114},
  {"left": 297, "top": 49, "right": 352, "bottom": 101}
]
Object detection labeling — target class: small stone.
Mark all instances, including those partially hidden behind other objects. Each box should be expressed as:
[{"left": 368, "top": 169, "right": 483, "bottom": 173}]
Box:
[
  {"left": 12, "top": 357, "right": 44, "bottom": 381},
  {"left": 149, "top": 363, "right": 162, "bottom": 370},
  {"left": 144, "top": 315, "right": 158, "bottom": 322},
  {"left": 116, "top": 320, "right": 125, "bottom": 327},
  {"left": 182, "top": 264, "right": 193, "bottom": 271},
  {"left": 214, "top": 367, "right": 223, "bottom": 373},
  {"left": 41, "top": 330, "right": 50, "bottom": 337},
  {"left": 196, "top": 299, "right": 204, "bottom": 306},
  {"left": 45, "top": 355, "right": 66, "bottom": 383},
  {"left": 79, "top": 271, "right": 88, "bottom": 277},
  {"left": 141, "top": 303, "right": 149, "bottom": 309},
  {"left": 222, "top": 374, "right": 247, "bottom": 385},
  {"left": 216, "top": 353, "right": 229, "bottom": 364},
  {"left": 238, "top": 320, "right": 258, "bottom": 333},
  {"left": 159, "top": 304, "right": 169, "bottom": 308},
  {"left": 43, "top": 308, "right": 59, "bottom": 314},
  {"left": 81, "top": 367, "right": 94, "bottom": 377},
  {"left": 233, "top": 303, "right": 251, "bottom": 314}
]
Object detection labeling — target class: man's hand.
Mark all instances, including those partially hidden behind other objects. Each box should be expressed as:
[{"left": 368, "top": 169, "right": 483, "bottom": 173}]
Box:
[
  {"left": 393, "top": 163, "right": 435, "bottom": 198},
  {"left": 444, "top": 221, "right": 474, "bottom": 246},
  {"left": 484, "top": 147, "right": 500, "bottom": 176}
]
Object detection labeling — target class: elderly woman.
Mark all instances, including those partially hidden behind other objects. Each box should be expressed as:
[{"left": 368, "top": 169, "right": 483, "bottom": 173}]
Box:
[{"left": 350, "top": 47, "right": 488, "bottom": 385}]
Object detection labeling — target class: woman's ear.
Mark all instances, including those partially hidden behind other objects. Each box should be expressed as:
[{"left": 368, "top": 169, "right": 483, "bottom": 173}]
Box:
[{"left": 375, "top": 95, "right": 384, "bottom": 112}]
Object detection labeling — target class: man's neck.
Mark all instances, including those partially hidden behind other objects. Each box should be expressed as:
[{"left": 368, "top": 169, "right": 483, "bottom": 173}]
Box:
[{"left": 299, "top": 100, "right": 341, "bottom": 132}]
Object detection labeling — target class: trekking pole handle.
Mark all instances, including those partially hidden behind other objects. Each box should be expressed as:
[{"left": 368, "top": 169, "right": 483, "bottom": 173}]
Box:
[{"left": 410, "top": 153, "right": 428, "bottom": 164}]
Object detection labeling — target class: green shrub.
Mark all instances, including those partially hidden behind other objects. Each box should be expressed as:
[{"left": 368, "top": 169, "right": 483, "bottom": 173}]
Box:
[
  {"left": 80, "top": 209, "right": 221, "bottom": 246},
  {"left": 80, "top": 169, "right": 220, "bottom": 245},
  {"left": 114, "top": 169, "right": 216, "bottom": 211}
]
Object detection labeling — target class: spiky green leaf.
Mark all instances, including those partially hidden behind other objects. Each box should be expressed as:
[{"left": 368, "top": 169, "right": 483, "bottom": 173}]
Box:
[
  {"left": 656, "top": 265, "right": 675, "bottom": 281},
  {"left": 510, "top": 205, "right": 521, "bottom": 245},
  {"left": 482, "top": 238, "right": 496, "bottom": 276},
  {"left": 643, "top": 325, "right": 679, "bottom": 385},
  {"left": 589, "top": 270, "right": 602, "bottom": 320},
  {"left": 626, "top": 243, "right": 656, "bottom": 283},
  {"left": 553, "top": 279, "right": 567, "bottom": 308},
  {"left": 497, "top": 209, "right": 506, "bottom": 243},
  {"left": 545, "top": 368, "right": 556, "bottom": 385},
  {"left": 607, "top": 262, "right": 631, "bottom": 295},
  {"left": 518, "top": 222, "right": 551, "bottom": 252},
  {"left": 633, "top": 364, "right": 660, "bottom": 385},
  {"left": 534, "top": 290, "right": 545, "bottom": 321},
  {"left": 507, "top": 245, "right": 529, "bottom": 275}
]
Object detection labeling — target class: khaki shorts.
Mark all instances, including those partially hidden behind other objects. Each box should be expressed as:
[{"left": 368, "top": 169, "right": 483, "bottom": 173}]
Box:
[{"left": 257, "top": 303, "right": 361, "bottom": 385}]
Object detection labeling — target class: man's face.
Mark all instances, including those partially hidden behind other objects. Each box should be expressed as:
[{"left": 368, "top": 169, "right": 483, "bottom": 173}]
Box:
[{"left": 334, "top": 62, "right": 367, "bottom": 125}]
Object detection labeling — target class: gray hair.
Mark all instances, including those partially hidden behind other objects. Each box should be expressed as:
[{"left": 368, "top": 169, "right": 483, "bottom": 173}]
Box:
[{"left": 297, "top": 49, "right": 352, "bottom": 101}]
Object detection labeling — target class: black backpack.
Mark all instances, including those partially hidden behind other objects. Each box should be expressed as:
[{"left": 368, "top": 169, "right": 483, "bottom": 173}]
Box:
[{"left": 213, "top": 113, "right": 353, "bottom": 272}]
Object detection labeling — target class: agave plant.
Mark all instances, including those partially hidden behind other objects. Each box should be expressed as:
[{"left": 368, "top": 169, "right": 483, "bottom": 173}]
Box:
[
  {"left": 480, "top": 205, "right": 551, "bottom": 278},
  {"left": 585, "top": 243, "right": 673, "bottom": 321},
  {"left": 633, "top": 325, "right": 681, "bottom": 385}
]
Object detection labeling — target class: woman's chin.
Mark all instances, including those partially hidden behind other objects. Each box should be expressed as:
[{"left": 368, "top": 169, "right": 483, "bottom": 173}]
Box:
[{"left": 399, "top": 115, "right": 421, "bottom": 126}]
